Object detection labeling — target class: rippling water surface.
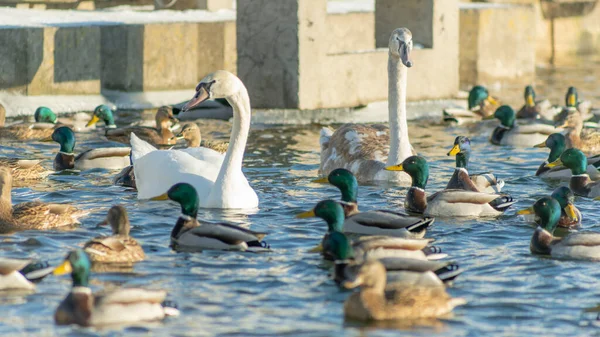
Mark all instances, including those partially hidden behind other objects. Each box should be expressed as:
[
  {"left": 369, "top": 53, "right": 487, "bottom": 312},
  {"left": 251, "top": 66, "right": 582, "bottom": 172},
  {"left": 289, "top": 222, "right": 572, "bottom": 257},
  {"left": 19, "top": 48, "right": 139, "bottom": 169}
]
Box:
[{"left": 1, "top": 61, "right": 600, "bottom": 336}]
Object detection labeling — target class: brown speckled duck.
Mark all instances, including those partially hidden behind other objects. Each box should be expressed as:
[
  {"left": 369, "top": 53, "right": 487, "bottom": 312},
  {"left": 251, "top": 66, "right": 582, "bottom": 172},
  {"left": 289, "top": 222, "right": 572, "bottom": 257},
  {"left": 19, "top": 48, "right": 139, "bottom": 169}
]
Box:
[
  {"left": 0, "top": 158, "right": 50, "bottom": 182},
  {"left": 86, "top": 105, "right": 178, "bottom": 147},
  {"left": 171, "top": 123, "right": 229, "bottom": 154},
  {"left": 84, "top": 206, "right": 145, "bottom": 264},
  {"left": 558, "top": 111, "right": 600, "bottom": 155},
  {"left": 0, "top": 167, "right": 86, "bottom": 232},
  {"left": 0, "top": 106, "right": 60, "bottom": 141}
]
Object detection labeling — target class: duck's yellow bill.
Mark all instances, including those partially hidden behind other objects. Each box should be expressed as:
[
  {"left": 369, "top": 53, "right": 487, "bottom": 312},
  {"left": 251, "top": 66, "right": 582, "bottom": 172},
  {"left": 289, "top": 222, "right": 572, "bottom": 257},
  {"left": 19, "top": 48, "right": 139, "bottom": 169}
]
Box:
[
  {"left": 533, "top": 142, "right": 547, "bottom": 148},
  {"left": 447, "top": 144, "right": 461, "bottom": 156},
  {"left": 555, "top": 121, "right": 568, "bottom": 129},
  {"left": 385, "top": 164, "right": 404, "bottom": 171},
  {"left": 526, "top": 95, "right": 535, "bottom": 107},
  {"left": 53, "top": 260, "right": 72, "bottom": 275},
  {"left": 312, "top": 177, "right": 329, "bottom": 184},
  {"left": 296, "top": 210, "right": 316, "bottom": 219},
  {"left": 545, "top": 158, "right": 563, "bottom": 168},
  {"left": 594, "top": 196, "right": 600, "bottom": 201},
  {"left": 565, "top": 204, "right": 578, "bottom": 221},
  {"left": 150, "top": 193, "right": 169, "bottom": 201},
  {"left": 486, "top": 96, "right": 499, "bottom": 106},
  {"left": 308, "top": 244, "right": 323, "bottom": 253},
  {"left": 568, "top": 94, "right": 576, "bottom": 107},
  {"left": 516, "top": 207, "right": 534, "bottom": 215},
  {"left": 85, "top": 115, "right": 100, "bottom": 127}
]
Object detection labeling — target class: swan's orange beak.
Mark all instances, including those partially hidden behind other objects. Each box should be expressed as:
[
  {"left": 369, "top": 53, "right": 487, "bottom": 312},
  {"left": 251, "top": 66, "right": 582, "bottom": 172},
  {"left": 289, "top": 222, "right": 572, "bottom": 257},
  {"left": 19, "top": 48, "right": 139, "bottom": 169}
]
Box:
[{"left": 183, "top": 86, "right": 210, "bottom": 112}]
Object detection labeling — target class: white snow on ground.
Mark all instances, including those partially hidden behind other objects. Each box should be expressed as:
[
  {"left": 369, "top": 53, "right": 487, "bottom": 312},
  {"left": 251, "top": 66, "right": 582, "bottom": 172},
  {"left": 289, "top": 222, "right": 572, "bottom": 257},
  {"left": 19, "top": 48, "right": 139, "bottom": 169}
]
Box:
[{"left": 327, "top": 0, "right": 374, "bottom": 14}]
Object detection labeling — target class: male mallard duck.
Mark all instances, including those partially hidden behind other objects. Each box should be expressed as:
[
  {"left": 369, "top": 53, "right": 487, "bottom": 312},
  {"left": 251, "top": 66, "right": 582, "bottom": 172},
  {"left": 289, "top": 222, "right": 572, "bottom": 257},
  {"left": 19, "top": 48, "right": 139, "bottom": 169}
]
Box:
[
  {"left": 151, "top": 183, "right": 267, "bottom": 251},
  {"left": 171, "top": 123, "right": 229, "bottom": 154},
  {"left": 547, "top": 148, "right": 600, "bottom": 197},
  {"left": 557, "top": 110, "right": 600, "bottom": 155},
  {"left": 83, "top": 206, "right": 145, "bottom": 264},
  {"left": 53, "top": 249, "right": 178, "bottom": 327},
  {"left": 516, "top": 85, "right": 560, "bottom": 120},
  {"left": 319, "top": 28, "right": 415, "bottom": 183},
  {"left": 489, "top": 105, "right": 558, "bottom": 147},
  {"left": 446, "top": 136, "right": 504, "bottom": 193},
  {"left": 518, "top": 186, "right": 581, "bottom": 229},
  {"left": 314, "top": 168, "right": 434, "bottom": 237},
  {"left": 554, "top": 86, "right": 594, "bottom": 122},
  {"left": 386, "top": 156, "right": 516, "bottom": 217},
  {"left": 50, "top": 126, "right": 131, "bottom": 171},
  {"left": 0, "top": 167, "right": 86, "bottom": 232},
  {"left": 86, "top": 105, "right": 178, "bottom": 147},
  {"left": 443, "top": 85, "right": 499, "bottom": 124},
  {"left": 0, "top": 106, "right": 58, "bottom": 141},
  {"left": 0, "top": 158, "right": 50, "bottom": 182},
  {"left": 342, "top": 260, "right": 466, "bottom": 321},
  {"left": 297, "top": 200, "right": 436, "bottom": 260},
  {"left": 534, "top": 133, "right": 600, "bottom": 179},
  {"left": 0, "top": 258, "right": 54, "bottom": 290},
  {"left": 523, "top": 197, "right": 600, "bottom": 260}
]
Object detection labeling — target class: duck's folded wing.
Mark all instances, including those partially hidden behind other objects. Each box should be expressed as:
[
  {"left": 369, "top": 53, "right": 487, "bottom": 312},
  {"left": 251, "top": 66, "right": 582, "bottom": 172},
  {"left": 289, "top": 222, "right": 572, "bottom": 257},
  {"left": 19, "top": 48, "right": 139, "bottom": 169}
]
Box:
[
  {"left": 86, "top": 236, "right": 127, "bottom": 252},
  {"left": 0, "top": 258, "right": 31, "bottom": 274},
  {"left": 354, "top": 236, "right": 432, "bottom": 251},
  {"left": 96, "top": 288, "right": 167, "bottom": 305},
  {"left": 514, "top": 123, "right": 559, "bottom": 135},
  {"left": 191, "top": 221, "right": 266, "bottom": 243},
  {"left": 75, "top": 147, "right": 131, "bottom": 161},
  {"left": 348, "top": 211, "right": 429, "bottom": 230},
  {"left": 559, "top": 233, "right": 600, "bottom": 247},
  {"left": 377, "top": 257, "right": 450, "bottom": 272},
  {"left": 428, "top": 190, "right": 501, "bottom": 204}
]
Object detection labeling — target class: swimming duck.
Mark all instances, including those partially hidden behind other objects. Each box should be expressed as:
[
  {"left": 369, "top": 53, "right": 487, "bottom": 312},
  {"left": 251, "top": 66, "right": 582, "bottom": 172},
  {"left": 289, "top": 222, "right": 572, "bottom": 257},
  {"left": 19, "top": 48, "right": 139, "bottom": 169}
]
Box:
[
  {"left": 151, "top": 183, "right": 267, "bottom": 251},
  {"left": 0, "top": 158, "right": 50, "bottom": 182},
  {"left": 131, "top": 71, "right": 258, "bottom": 209},
  {"left": 50, "top": 126, "right": 131, "bottom": 171},
  {"left": 386, "top": 156, "right": 516, "bottom": 217},
  {"left": 516, "top": 85, "right": 560, "bottom": 120},
  {"left": 554, "top": 87, "right": 594, "bottom": 122},
  {"left": 171, "top": 123, "right": 229, "bottom": 154},
  {"left": 0, "top": 168, "right": 86, "bottom": 232},
  {"left": 83, "top": 206, "right": 145, "bottom": 264},
  {"left": 0, "top": 106, "right": 59, "bottom": 140},
  {"left": 446, "top": 136, "right": 504, "bottom": 193},
  {"left": 0, "top": 258, "right": 54, "bottom": 290},
  {"left": 557, "top": 110, "right": 600, "bottom": 155},
  {"left": 53, "top": 249, "right": 178, "bottom": 327},
  {"left": 534, "top": 133, "right": 600, "bottom": 179},
  {"left": 314, "top": 168, "right": 434, "bottom": 237},
  {"left": 489, "top": 105, "right": 558, "bottom": 147},
  {"left": 518, "top": 186, "right": 581, "bottom": 229},
  {"left": 547, "top": 148, "right": 600, "bottom": 198},
  {"left": 523, "top": 197, "right": 600, "bottom": 260},
  {"left": 342, "top": 260, "right": 466, "bottom": 321},
  {"left": 86, "top": 105, "right": 179, "bottom": 147},
  {"left": 319, "top": 28, "right": 415, "bottom": 183},
  {"left": 443, "top": 85, "right": 500, "bottom": 124}
]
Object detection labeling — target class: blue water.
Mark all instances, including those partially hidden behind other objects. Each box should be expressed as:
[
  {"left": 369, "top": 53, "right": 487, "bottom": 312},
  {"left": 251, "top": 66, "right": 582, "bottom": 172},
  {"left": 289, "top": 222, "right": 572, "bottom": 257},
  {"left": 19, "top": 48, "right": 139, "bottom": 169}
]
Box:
[{"left": 1, "top": 61, "right": 600, "bottom": 336}]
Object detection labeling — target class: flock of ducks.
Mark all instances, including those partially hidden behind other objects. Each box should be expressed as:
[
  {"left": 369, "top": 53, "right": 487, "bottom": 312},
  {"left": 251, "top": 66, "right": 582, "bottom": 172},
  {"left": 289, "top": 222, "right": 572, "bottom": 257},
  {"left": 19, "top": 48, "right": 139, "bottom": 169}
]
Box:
[{"left": 0, "top": 26, "right": 599, "bottom": 328}]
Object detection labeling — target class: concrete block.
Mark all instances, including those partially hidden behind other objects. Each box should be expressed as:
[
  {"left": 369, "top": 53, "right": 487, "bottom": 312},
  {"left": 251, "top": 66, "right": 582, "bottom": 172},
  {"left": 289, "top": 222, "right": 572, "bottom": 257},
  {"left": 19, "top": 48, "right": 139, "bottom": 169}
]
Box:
[
  {"left": 459, "top": 3, "right": 536, "bottom": 86},
  {"left": 168, "top": 0, "right": 232, "bottom": 10},
  {"left": 326, "top": 12, "right": 374, "bottom": 54},
  {"left": 197, "top": 21, "right": 236, "bottom": 79}
]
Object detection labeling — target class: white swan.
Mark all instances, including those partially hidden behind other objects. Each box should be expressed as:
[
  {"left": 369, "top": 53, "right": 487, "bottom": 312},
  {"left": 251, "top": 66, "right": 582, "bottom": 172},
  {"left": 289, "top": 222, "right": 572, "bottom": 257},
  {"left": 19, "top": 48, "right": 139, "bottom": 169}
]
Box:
[
  {"left": 131, "top": 71, "right": 258, "bottom": 209},
  {"left": 319, "top": 28, "right": 414, "bottom": 183}
]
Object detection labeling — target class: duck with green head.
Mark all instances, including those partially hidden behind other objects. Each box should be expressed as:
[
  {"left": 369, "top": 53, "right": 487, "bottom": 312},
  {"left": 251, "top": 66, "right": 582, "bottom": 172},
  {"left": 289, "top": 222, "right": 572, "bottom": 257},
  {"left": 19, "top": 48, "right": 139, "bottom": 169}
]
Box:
[
  {"left": 0, "top": 257, "right": 54, "bottom": 291},
  {"left": 0, "top": 106, "right": 59, "bottom": 141},
  {"left": 314, "top": 168, "right": 433, "bottom": 238},
  {"left": 516, "top": 85, "right": 559, "bottom": 120},
  {"left": 521, "top": 197, "right": 600, "bottom": 260},
  {"left": 564, "top": 86, "right": 593, "bottom": 118},
  {"left": 50, "top": 126, "right": 131, "bottom": 171},
  {"left": 385, "top": 156, "right": 516, "bottom": 217},
  {"left": 446, "top": 136, "right": 504, "bottom": 193},
  {"left": 489, "top": 105, "right": 557, "bottom": 147},
  {"left": 534, "top": 133, "right": 600, "bottom": 179},
  {"left": 297, "top": 200, "right": 438, "bottom": 261},
  {"left": 546, "top": 148, "right": 600, "bottom": 197},
  {"left": 517, "top": 186, "right": 581, "bottom": 229},
  {"left": 53, "top": 249, "right": 179, "bottom": 327},
  {"left": 443, "top": 85, "right": 500, "bottom": 124},
  {"left": 151, "top": 183, "right": 267, "bottom": 251},
  {"left": 86, "top": 105, "right": 178, "bottom": 147}
]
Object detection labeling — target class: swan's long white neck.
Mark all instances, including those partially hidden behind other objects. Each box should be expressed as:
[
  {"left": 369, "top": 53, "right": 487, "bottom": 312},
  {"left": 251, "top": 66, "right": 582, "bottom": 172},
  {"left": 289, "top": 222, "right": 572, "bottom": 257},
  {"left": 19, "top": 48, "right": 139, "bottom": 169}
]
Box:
[
  {"left": 211, "top": 87, "right": 251, "bottom": 193},
  {"left": 386, "top": 55, "right": 412, "bottom": 167}
]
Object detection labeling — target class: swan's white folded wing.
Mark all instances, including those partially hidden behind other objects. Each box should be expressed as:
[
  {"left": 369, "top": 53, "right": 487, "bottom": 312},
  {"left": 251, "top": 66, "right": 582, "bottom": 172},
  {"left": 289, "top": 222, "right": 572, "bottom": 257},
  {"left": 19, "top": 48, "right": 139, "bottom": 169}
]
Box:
[
  {"left": 130, "top": 133, "right": 157, "bottom": 163},
  {"left": 181, "top": 147, "right": 225, "bottom": 163}
]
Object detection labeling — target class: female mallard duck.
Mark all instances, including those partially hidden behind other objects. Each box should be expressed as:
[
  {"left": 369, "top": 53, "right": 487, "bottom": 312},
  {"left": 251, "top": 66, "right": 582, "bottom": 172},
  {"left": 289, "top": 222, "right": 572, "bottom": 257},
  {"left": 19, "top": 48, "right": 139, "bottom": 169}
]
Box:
[
  {"left": 557, "top": 110, "right": 600, "bottom": 155},
  {"left": 314, "top": 168, "right": 434, "bottom": 237},
  {"left": 131, "top": 71, "right": 258, "bottom": 209},
  {"left": 297, "top": 200, "right": 436, "bottom": 261},
  {"left": 516, "top": 85, "right": 560, "bottom": 120},
  {"left": 489, "top": 105, "right": 558, "bottom": 147},
  {"left": 0, "top": 158, "right": 50, "bottom": 182},
  {"left": 546, "top": 148, "right": 600, "bottom": 197},
  {"left": 53, "top": 249, "right": 178, "bottom": 327},
  {"left": 151, "top": 183, "right": 267, "bottom": 251},
  {"left": 51, "top": 126, "right": 131, "bottom": 171},
  {"left": 0, "top": 258, "right": 54, "bottom": 290},
  {"left": 171, "top": 123, "right": 229, "bottom": 154},
  {"left": 446, "top": 136, "right": 504, "bottom": 193},
  {"left": 342, "top": 260, "right": 466, "bottom": 321},
  {"left": 83, "top": 206, "right": 145, "bottom": 264},
  {"left": 534, "top": 133, "right": 600, "bottom": 179},
  {"left": 386, "top": 156, "right": 516, "bottom": 217},
  {"left": 524, "top": 197, "right": 600, "bottom": 260},
  {"left": 0, "top": 106, "right": 59, "bottom": 140},
  {"left": 0, "top": 167, "right": 86, "bottom": 232},
  {"left": 86, "top": 105, "right": 179, "bottom": 147},
  {"left": 443, "top": 85, "right": 500, "bottom": 124},
  {"left": 518, "top": 186, "right": 581, "bottom": 229},
  {"left": 319, "top": 28, "right": 415, "bottom": 183}
]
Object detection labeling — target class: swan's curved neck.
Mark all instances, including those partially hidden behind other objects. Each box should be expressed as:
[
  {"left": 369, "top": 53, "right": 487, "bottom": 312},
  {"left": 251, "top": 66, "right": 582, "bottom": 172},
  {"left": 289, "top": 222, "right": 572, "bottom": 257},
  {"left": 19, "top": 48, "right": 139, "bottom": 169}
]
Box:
[
  {"left": 386, "top": 55, "right": 412, "bottom": 166},
  {"left": 212, "top": 88, "right": 251, "bottom": 192}
]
